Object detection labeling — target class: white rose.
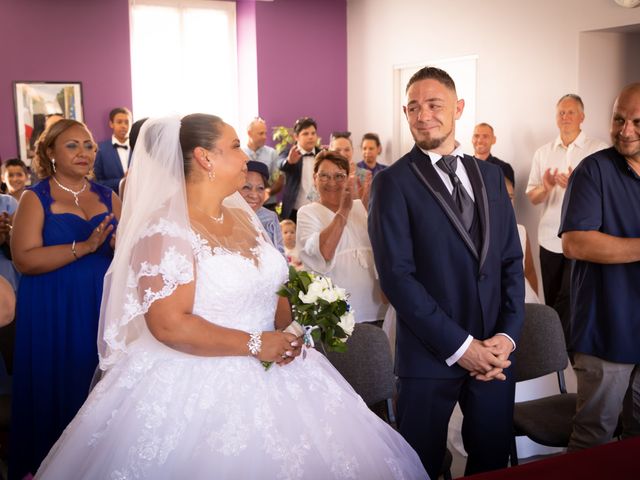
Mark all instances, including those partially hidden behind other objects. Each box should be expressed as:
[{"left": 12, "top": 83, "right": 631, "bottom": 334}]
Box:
[
  {"left": 298, "top": 281, "right": 323, "bottom": 304},
  {"left": 334, "top": 287, "right": 347, "bottom": 301},
  {"left": 337, "top": 310, "right": 356, "bottom": 340},
  {"left": 318, "top": 287, "right": 339, "bottom": 303},
  {"left": 316, "top": 276, "right": 331, "bottom": 290}
]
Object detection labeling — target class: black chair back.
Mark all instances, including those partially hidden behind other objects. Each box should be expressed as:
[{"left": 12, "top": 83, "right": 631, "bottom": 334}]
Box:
[
  {"left": 324, "top": 323, "right": 394, "bottom": 406},
  {"left": 514, "top": 303, "right": 569, "bottom": 383}
]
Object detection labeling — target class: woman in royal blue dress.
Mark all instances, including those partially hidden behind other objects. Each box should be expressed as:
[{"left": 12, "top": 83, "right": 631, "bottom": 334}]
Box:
[{"left": 9, "top": 120, "right": 121, "bottom": 479}]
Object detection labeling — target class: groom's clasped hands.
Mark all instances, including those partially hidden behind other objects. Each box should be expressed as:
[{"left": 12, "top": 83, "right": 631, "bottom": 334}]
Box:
[{"left": 457, "top": 336, "right": 514, "bottom": 382}]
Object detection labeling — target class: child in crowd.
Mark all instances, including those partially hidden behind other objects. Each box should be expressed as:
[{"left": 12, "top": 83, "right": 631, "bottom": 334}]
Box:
[
  {"left": 280, "top": 219, "right": 303, "bottom": 270},
  {"left": 1, "top": 158, "right": 30, "bottom": 201}
]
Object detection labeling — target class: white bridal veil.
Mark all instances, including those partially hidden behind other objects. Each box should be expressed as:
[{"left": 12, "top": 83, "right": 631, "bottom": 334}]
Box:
[{"left": 97, "top": 117, "right": 194, "bottom": 369}]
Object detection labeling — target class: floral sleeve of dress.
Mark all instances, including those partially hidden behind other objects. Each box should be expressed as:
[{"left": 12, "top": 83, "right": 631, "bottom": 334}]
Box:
[{"left": 98, "top": 217, "right": 195, "bottom": 369}]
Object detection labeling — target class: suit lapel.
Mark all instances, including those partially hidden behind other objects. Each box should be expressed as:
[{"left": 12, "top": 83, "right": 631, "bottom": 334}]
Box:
[
  {"left": 408, "top": 146, "right": 479, "bottom": 260},
  {"left": 461, "top": 155, "right": 490, "bottom": 268}
]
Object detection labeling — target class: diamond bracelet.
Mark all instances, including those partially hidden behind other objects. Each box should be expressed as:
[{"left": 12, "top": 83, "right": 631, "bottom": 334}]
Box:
[{"left": 248, "top": 331, "right": 262, "bottom": 356}]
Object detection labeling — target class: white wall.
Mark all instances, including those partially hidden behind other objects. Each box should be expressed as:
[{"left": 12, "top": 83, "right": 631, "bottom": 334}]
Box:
[
  {"left": 579, "top": 30, "right": 640, "bottom": 140},
  {"left": 347, "top": 0, "right": 640, "bottom": 267}
]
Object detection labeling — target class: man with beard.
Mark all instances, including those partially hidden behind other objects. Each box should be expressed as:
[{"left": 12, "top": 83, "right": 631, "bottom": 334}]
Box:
[
  {"left": 560, "top": 83, "right": 640, "bottom": 451},
  {"left": 368, "top": 66, "right": 524, "bottom": 478}
]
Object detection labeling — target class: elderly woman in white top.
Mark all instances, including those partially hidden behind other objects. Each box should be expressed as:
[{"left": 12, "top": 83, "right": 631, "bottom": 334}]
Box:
[{"left": 296, "top": 150, "right": 385, "bottom": 324}]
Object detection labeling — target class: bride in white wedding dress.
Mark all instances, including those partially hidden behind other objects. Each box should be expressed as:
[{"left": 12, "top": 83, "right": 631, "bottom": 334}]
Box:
[{"left": 36, "top": 115, "right": 427, "bottom": 479}]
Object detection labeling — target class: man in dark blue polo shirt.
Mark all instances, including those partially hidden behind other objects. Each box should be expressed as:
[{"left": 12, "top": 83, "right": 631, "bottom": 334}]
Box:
[{"left": 560, "top": 82, "right": 640, "bottom": 451}]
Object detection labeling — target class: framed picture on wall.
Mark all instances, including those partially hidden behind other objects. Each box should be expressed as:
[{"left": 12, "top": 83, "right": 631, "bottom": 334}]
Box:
[{"left": 13, "top": 81, "right": 84, "bottom": 164}]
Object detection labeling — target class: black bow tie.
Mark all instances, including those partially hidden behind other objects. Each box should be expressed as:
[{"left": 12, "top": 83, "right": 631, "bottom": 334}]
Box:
[
  {"left": 114, "top": 143, "right": 128, "bottom": 150},
  {"left": 301, "top": 151, "right": 315, "bottom": 157}
]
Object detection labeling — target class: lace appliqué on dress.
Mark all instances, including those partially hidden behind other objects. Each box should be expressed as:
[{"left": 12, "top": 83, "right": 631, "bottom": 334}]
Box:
[{"left": 101, "top": 219, "right": 195, "bottom": 368}]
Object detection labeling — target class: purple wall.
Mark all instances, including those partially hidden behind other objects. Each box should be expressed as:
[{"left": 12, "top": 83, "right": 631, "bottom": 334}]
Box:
[
  {"left": 0, "top": 0, "right": 132, "bottom": 160},
  {"left": 255, "top": 0, "right": 347, "bottom": 144}
]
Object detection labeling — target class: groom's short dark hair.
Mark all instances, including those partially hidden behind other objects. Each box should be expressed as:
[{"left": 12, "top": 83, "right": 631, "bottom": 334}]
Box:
[{"left": 406, "top": 66, "right": 456, "bottom": 94}]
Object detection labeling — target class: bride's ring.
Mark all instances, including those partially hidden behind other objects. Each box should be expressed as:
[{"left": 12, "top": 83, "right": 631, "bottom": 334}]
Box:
[
  {"left": 96, "top": 226, "right": 102, "bottom": 233},
  {"left": 281, "top": 353, "right": 288, "bottom": 359}
]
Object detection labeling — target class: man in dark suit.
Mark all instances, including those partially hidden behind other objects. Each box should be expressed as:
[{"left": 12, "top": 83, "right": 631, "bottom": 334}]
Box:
[
  {"left": 561, "top": 83, "right": 640, "bottom": 451},
  {"left": 279, "top": 117, "right": 322, "bottom": 221},
  {"left": 368, "top": 67, "right": 524, "bottom": 478},
  {"left": 94, "top": 107, "right": 132, "bottom": 192}
]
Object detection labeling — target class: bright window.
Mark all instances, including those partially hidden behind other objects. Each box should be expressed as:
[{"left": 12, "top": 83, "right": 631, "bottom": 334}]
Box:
[{"left": 130, "top": 0, "right": 238, "bottom": 126}]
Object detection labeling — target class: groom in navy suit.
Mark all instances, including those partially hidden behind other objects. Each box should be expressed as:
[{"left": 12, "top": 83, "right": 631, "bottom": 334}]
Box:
[
  {"left": 94, "top": 107, "right": 132, "bottom": 192},
  {"left": 368, "top": 67, "right": 524, "bottom": 478}
]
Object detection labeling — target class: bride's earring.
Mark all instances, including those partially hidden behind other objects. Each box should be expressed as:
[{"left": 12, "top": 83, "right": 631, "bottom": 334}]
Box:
[
  {"left": 207, "top": 159, "right": 215, "bottom": 181},
  {"left": 51, "top": 158, "right": 57, "bottom": 173}
]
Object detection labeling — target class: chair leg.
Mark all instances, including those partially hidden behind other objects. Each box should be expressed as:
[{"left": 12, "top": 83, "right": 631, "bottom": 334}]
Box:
[{"left": 510, "top": 436, "right": 519, "bottom": 466}]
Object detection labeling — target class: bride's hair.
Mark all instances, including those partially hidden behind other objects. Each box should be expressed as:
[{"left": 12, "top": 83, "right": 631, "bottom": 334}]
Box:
[{"left": 179, "top": 113, "right": 224, "bottom": 178}]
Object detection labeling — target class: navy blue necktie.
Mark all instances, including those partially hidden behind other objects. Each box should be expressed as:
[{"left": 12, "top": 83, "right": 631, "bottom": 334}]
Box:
[{"left": 437, "top": 155, "right": 474, "bottom": 231}]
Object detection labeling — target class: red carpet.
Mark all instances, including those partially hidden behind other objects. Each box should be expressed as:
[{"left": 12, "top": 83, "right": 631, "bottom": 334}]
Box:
[{"left": 464, "top": 436, "right": 640, "bottom": 479}]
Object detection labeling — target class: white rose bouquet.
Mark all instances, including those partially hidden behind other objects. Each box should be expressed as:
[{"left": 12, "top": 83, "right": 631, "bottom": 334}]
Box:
[{"left": 278, "top": 266, "right": 355, "bottom": 353}]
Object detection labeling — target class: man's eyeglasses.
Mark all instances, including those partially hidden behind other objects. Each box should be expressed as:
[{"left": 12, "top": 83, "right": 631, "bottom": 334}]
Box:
[{"left": 317, "top": 172, "right": 348, "bottom": 183}]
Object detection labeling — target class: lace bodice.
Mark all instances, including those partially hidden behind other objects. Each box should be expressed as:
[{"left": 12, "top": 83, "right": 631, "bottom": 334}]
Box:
[{"left": 191, "top": 231, "right": 289, "bottom": 333}]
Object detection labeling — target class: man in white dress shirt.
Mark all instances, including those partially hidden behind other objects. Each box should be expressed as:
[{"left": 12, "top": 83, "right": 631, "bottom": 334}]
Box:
[{"left": 526, "top": 94, "right": 607, "bottom": 344}]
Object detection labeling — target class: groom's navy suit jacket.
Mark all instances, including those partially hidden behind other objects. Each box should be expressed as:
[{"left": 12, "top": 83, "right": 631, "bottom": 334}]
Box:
[{"left": 368, "top": 146, "right": 524, "bottom": 379}]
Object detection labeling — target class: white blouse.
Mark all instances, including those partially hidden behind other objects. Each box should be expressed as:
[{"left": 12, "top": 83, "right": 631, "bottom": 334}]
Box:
[
  {"left": 296, "top": 200, "right": 385, "bottom": 323},
  {"left": 517, "top": 224, "right": 541, "bottom": 304}
]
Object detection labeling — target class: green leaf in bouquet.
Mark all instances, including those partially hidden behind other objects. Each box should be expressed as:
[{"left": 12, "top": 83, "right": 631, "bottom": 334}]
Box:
[
  {"left": 316, "top": 317, "right": 332, "bottom": 329},
  {"left": 299, "top": 273, "right": 313, "bottom": 292},
  {"left": 297, "top": 303, "right": 314, "bottom": 313},
  {"left": 311, "top": 328, "right": 322, "bottom": 343},
  {"left": 287, "top": 265, "right": 298, "bottom": 279},
  {"left": 329, "top": 341, "right": 348, "bottom": 353},
  {"left": 276, "top": 285, "right": 292, "bottom": 298},
  {"left": 334, "top": 301, "right": 348, "bottom": 316},
  {"left": 324, "top": 327, "right": 335, "bottom": 343}
]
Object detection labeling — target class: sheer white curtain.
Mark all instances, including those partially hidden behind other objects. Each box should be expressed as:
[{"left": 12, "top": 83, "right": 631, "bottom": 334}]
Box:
[{"left": 130, "top": 0, "right": 239, "bottom": 126}]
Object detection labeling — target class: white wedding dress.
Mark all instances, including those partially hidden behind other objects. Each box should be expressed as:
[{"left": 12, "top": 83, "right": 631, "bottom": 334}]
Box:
[{"left": 37, "top": 227, "right": 427, "bottom": 479}]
